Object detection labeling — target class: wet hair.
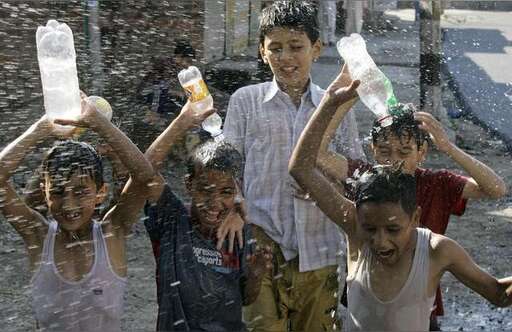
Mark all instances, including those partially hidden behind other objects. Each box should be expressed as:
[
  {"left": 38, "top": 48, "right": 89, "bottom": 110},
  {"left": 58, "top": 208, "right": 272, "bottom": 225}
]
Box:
[
  {"left": 371, "top": 103, "right": 427, "bottom": 149},
  {"left": 42, "top": 140, "right": 104, "bottom": 191},
  {"left": 174, "top": 38, "right": 196, "bottom": 59},
  {"left": 354, "top": 165, "right": 416, "bottom": 216},
  {"left": 259, "top": 0, "right": 319, "bottom": 45},
  {"left": 186, "top": 140, "right": 242, "bottom": 182}
]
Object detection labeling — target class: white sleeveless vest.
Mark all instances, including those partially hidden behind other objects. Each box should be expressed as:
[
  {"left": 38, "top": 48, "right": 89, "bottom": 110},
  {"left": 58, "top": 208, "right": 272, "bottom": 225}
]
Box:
[
  {"left": 31, "top": 219, "right": 126, "bottom": 331},
  {"left": 346, "top": 228, "right": 435, "bottom": 331}
]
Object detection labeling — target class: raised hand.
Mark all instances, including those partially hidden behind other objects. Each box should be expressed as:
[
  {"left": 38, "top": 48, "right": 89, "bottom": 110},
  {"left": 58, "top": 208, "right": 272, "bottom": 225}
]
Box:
[
  {"left": 176, "top": 101, "right": 217, "bottom": 129},
  {"left": 324, "top": 64, "right": 360, "bottom": 108},
  {"left": 414, "top": 112, "right": 452, "bottom": 153},
  {"left": 53, "top": 93, "right": 102, "bottom": 128},
  {"left": 216, "top": 208, "right": 245, "bottom": 253}
]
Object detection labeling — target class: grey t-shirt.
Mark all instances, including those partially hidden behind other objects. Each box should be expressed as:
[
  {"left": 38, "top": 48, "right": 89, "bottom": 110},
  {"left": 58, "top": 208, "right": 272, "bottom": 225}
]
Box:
[{"left": 144, "top": 185, "right": 251, "bottom": 331}]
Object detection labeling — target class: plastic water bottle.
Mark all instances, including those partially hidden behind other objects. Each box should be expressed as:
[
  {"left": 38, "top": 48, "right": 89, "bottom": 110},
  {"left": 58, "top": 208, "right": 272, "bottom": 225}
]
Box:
[
  {"left": 36, "top": 20, "right": 81, "bottom": 122},
  {"left": 178, "top": 66, "right": 223, "bottom": 139},
  {"left": 337, "top": 33, "right": 397, "bottom": 127}
]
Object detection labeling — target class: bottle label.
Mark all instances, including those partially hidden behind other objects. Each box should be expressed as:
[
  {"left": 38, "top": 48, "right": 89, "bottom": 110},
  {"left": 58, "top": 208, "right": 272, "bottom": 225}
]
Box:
[
  {"left": 183, "top": 79, "right": 211, "bottom": 102},
  {"left": 383, "top": 78, "right": 398, "bottom": 107}
]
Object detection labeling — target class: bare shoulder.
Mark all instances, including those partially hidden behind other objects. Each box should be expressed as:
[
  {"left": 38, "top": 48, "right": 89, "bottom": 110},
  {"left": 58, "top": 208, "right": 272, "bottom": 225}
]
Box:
[{"left": 429, "top": 232, "right": 463, "bottom": 270}]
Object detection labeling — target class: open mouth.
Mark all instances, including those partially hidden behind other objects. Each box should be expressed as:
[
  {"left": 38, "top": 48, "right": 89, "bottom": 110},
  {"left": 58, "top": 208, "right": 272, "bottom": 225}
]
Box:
[
  {"left": 64, "top": 210, "right": 82, "bottom": 222},
  {"left": 376, "top": 249, "right": 395, "bottom": 259},
  {"left": 205, "top": 211, "right": 220, "bottom": 223},
  {"left": 281, "top": 66, "right": 298, "bottom": 74}
]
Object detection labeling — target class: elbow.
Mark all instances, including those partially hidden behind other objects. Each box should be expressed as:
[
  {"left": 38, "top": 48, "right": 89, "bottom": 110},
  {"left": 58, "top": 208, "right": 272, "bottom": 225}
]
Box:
[
  {"left": 496, "top": 181, "right": 507, "bottom": 198},
  {"left": 288, "top": 156, "right": 299, "bottom": 177},
  {"left": 288, "top": 156, "right": 308, "bottom": 185},
  {"left": 489, "top": 181, "right": 507, "bottom": 199}
]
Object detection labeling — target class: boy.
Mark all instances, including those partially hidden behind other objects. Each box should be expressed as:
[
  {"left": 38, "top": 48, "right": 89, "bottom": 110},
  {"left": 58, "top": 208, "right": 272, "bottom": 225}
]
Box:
[
  {"left": 288, "top": 81, "right": 512, "bottom": 331},
  {"left": 0, "top": 95, "right": 155, "bottom": 331},
  {"left": 223, "top": 1, "right": 364, "bottom": 330},
  {"left": 143, "top": 102, "right": 271, "bottom": 331},
  {"left": 310, "top": 66, "right": 507, "bottom": 329}
]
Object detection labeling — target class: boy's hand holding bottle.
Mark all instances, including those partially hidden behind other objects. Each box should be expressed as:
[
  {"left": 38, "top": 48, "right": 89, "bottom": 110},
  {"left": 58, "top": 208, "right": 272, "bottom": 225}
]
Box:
[
  {"left": 54, "top": 94, "right": 110, "bottom": 129},
  {"left": 175, "top": 101, "right": 216, "bottom": 132},
  {"left": 323, "top": 64, "right": 360, "bottom": 109},
  {"left": 29, "top": 115, "right": 78, "bottom": 140}
]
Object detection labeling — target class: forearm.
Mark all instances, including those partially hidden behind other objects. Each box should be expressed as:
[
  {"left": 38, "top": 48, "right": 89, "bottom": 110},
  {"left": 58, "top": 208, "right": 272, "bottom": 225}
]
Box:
[
  {"left": 145, "top": 115, "right": 190, "bottom": 172},
  {"left": 242, "top": 268, "right": 265, "bottom": 306},
  {"left": 0, "top": 123, "right": 49, "bottom": 183},
  {"left": 91, "top": 116, "right": 154, "bottom": 183},
  {"left": 290, "top": 97, "right": 356, "bottom": 175},
  {"left": 445, "top": 144, "right": 506, "bottom": 198}
]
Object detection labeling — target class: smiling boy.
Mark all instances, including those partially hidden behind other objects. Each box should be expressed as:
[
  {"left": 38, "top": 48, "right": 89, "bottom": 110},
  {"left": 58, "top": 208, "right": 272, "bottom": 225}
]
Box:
[
  {"left": 0, "top": 95, "right": 155, "bottom": 331},
  {"left": 143, "top": 102, "right": 271, "bottom": 331},
  {"left": 223, "top": 1, "right": 364, "bottom": 330}
]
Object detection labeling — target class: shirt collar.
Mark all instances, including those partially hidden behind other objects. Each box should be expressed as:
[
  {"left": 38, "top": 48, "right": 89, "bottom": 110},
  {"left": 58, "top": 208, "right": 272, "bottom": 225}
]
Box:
[{"left": 263, "top": 77, "right": 323, "bottom": 108}]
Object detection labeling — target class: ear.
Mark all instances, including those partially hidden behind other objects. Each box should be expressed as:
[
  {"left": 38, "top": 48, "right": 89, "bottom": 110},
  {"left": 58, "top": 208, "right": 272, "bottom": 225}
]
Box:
[
  {"left": 184, "top": 174, "right": 193, "bottom": 192},
  {"left": 411, "top": 206, "right": 421, "bottom": 228},
  {"left": 417, "top": 141, "right": 428, "bottom": 164},
  {"left": 311, "top": 39, "right": 322, "bottom": 60},
  {"left": 41, "top": 181, "right": 50, "bottom": 205},
  {"left": 95, "top": 184, "right": 108, "bottom": 205},
  {"left": 259, "top": 44, "right": 268, "bottom": 64},
  {"left": 370, "top": 141, "right": 378, "bottom": 156}
]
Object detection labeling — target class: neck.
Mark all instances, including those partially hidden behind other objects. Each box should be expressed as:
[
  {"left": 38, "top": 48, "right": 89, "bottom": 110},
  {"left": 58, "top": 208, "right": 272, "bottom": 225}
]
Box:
[
  {"left": 277, "top": 80, "right": 309, "bottom": 107},
  {"left": 60, "top": 223, "right": 93, "bottom": 244}
]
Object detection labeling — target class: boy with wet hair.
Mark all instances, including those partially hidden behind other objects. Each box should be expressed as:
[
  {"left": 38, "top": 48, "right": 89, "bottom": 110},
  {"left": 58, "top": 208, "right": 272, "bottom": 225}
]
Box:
[
  {"left": 289, "top": 81, "right": 512, "bottom": 331},
  {"left": 310, "top": 65, "right": 506, "bottom": 329},
  {"left": 223, "top": 0, "right": 364, "bottom": 330},
  {"left": 0, "top": 95, "right": 155, "bottom": 331},
  {"left": 144, "top": 102, "right": 271, "bottom": 331}
]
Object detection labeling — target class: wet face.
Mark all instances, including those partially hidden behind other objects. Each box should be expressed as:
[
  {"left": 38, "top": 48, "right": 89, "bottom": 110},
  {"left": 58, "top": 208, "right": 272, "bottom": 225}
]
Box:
[
  {"left": 357, "top": 202, "right": 419, "bottom": 266},
  {"left": 260, "top": 27, "right": 321, "bottom": 92},
  {"left": 188, "top": 169, "right": 237, "bottom": 231},
  {"left": 372, "top": 133, "right": 427, "bottom": 174},
  {"left": 44, "top": 171, "right": 105, "bottom": 232}
]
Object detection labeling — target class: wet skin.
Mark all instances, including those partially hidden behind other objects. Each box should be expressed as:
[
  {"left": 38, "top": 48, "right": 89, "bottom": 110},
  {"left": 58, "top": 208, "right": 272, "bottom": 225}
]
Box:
[
  {"left": 356, "top": 202, "right": 420, "bottom": 301},
  {"left": 260, "top": 27, "right": 321, "bottom": 99},
  {"left": 187, "top": 169, "right": 237, "bottom": 239},
  {"left": 372, "top": 133, "right": 427, "bottom": 175},
  {"left": 44, "top": 170, "right": 105, "bottom": 234}
]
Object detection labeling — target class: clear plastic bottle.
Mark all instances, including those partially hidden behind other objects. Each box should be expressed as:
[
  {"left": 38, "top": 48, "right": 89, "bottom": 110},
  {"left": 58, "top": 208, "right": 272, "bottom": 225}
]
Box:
[
  {"left": 36, "top": 20, "right": 81, "bottom": 122},
  {"left": 337, "top": 33, "right": 397, "bottom": 127},
  {"left": 178, "top": 66, "right": 223, "bottom": 139}
]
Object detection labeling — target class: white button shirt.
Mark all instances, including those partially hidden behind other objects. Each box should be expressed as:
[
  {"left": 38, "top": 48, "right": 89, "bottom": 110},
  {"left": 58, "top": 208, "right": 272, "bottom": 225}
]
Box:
[{"left": 224, "top": 79, "right": 364, "bottom": 272}]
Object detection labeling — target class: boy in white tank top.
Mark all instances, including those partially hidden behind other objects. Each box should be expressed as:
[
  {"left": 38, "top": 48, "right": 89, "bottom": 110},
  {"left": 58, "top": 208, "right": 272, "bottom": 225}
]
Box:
[
  {"left": 0, "top": 94, "right": 155, "bottom": 331},
  {"left": 288, "top": 72, "right": 512, "bottom": 331}
]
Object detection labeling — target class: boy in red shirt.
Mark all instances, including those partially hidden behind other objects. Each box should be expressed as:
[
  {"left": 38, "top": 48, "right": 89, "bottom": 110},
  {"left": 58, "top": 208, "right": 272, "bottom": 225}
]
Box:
[{"left": 310, "top": 66, "right": 507, "bottom": 330}]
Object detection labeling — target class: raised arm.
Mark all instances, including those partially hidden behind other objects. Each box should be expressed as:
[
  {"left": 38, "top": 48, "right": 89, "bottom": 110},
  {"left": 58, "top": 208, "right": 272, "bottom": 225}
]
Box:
[
  {"left": 415, "top": 112, "right": 507, "bottom": 200},
  {"left": 316, "top": 65, "right": 360, "bottom": 184},
  {"left": 433, "top": 234, "right": 512, "bottom": 307},
  {"left": 288, "top": 75, "right": 359, "bottom": 235},
  {"left": 55, "top": 96, "right": 155, "bottom": 230},
  {"left": 144, "top": 101, "right": 215, "bottom": 201},
  {"left": 0, "top": 117, "right": 52, "bottom": 242}
]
